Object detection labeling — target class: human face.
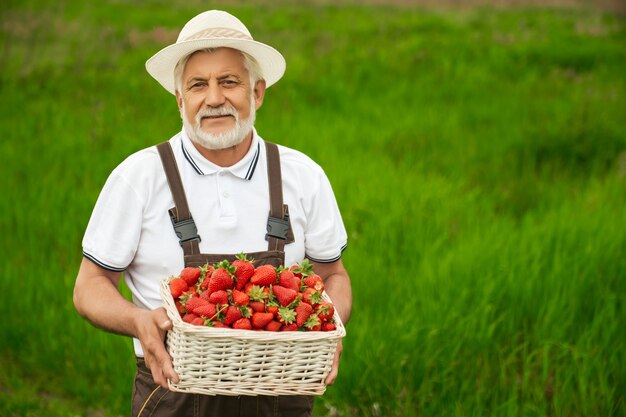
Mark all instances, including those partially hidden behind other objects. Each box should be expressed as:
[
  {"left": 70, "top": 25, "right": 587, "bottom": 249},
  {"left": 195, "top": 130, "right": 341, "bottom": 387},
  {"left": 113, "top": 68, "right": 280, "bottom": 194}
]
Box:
[{"left": 176, "top": 48, "right": 265, "bottom": 149}]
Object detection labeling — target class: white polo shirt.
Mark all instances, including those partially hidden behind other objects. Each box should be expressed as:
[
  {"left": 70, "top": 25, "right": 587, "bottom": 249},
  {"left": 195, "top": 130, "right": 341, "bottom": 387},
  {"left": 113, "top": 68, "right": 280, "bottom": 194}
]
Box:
[{"left": 82, "top": 128, "right": 347, "bottom": 354}]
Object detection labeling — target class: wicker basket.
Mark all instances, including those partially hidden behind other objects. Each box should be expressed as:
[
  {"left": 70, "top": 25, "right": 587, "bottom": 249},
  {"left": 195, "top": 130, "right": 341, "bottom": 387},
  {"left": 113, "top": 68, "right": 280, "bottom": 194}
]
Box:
[{"left": 159, "top": 279, "right": 346, "bottom": 396}]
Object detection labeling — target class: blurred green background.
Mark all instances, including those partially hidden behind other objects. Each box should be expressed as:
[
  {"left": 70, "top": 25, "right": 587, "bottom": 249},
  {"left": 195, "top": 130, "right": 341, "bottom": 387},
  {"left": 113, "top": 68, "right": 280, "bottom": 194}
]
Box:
[{"left": 1, "top": 1, "right": 624, "bottom": 416}]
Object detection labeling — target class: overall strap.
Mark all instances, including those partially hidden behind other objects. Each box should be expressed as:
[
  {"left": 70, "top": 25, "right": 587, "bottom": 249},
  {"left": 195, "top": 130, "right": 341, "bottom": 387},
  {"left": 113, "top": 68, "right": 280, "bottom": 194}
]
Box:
[
  {"left": 265, "top": 141, "right": 289, "bottom": 252},
  {"left": 156, "top": 141, "right": 201, "bottom": 256}
]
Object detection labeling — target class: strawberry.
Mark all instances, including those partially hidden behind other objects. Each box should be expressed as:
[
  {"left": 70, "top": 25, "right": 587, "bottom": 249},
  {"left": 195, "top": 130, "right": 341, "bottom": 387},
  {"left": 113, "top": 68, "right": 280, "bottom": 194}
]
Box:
[
  {"left": 266, "top": 304, "right": 279, "bottom": 317},
  {"left": 303, "top": 274, "right": 324, "bottom": 292},
  {"left": 281, "top": 323, "right": 299, "bottom": 331},
  {"left": 184, "top": 296, "right": 207, "bottom": 314},
  {"left": 212, "top": 321, "right": 228, "bottom": 328},
  {"left": 302, "top": 288, "right": 322, "bottom": 306},
  {"left": 250, "top": 264, "right": 277, "bottom": 286},
  {"left": 278, "top": 268, "right": 300, "bottom": 292},
  {"left": 246, "top": 285, "right": 269, "bottom": 301},
  {"left": 296, "top": 303, "right": 313, "bottom": 327},
  {"left": 232, "top": 317, "right": 252, "bottom": 330},
  {"left": 208, "top": 266, "right": 234, "bottom": 293},
  {"left": 265, "top": 320, "right": 282, "bottom": 332},
  {"left": 316, "top": 301, "right": 335, "bottom": 322},
  {"left": 231, "top": 289, "right": 250, "bottom": 306},
  {"left": 182, "top": 313, "right": 199, "bottom": 323},
  {"left": 180, "top": 267, "right": 201, "bottom": 286},
  {"left": 233, "top": 253, "right": 255, "bottom": 290},
  {"left": 169, "top": 277, "right": 188, "bottom": 299},
  {"left": 223, "top": 305, "right": 242, "bottom": 326},
  {"left": 208, "top": 290, "right": 229, "bottom": 305},
  {"left": 290, "top": 259, "right": 313, "bottom": 278},
  {"left": 198, "top": 265, "right": 215, "bottom": 290},
  {"left": 322, "top": 321, "right": 337, "bottom": 331},
  {"left": 175, "top": 300, "right": 185, "bottom": 315},
  {"left": 304, "top": 314, "right": 322, "bottom": 331},
  {"left": 190, "top": 317, "right": 205, "bottom": 326},
  {"left": 249, "top": 301, "right": 266, "bottom": 313},
  {"left": 194, "top": 303, "right": 217, "bottom": 318},
  {"left": 251, "top": 312, "right": 274, "bottom": 329},
  {"left": 272, "top": 285, "right": 298, "bottom": 307},
  {"left": 277, "top": 306, "right": 296, "bottom": 325}
]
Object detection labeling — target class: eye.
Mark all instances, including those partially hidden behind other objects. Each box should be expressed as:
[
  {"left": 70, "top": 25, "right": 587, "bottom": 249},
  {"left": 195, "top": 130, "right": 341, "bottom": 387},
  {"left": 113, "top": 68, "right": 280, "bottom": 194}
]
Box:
[
  {"left": 188, "top": 81, "right": 206, "bottom": 90},
  {"left": 221, "top": 79, "right": 240, "bottom": 87}
]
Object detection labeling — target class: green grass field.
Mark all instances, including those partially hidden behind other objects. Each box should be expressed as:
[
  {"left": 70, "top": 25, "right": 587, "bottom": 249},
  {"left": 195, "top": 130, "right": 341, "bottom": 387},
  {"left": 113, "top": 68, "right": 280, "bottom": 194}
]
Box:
[{"left": 1, "top": 1, "right": 625, "bottom": 416}]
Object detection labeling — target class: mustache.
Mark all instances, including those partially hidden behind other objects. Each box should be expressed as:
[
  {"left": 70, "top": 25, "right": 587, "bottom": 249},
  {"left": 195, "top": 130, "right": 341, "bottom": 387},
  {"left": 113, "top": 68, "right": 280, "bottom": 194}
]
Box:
[{"left": 196, "top": 106, "right": 238, "bottom": 119}]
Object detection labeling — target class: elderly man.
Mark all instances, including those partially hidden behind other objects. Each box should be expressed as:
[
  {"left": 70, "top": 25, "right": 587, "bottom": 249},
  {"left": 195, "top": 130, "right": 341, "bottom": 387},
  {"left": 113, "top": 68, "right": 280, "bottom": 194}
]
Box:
[{"left": 73, "top": 9, "right": 351, "bottom": 417}]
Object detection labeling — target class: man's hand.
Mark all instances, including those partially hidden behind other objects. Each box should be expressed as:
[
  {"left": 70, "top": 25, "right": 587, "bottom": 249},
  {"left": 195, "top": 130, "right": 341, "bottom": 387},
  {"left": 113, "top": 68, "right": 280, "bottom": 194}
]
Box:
[
  {"left": 325, "top": 339, "right": 343, "bottom": 385},
  {"left": 135, "top": 307, "right": 180, "bottom": 389}
]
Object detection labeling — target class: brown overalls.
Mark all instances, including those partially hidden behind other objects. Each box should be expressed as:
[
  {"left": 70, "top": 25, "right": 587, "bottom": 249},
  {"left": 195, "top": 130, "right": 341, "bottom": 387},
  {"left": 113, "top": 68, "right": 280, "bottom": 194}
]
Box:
[{"left": 132, "top": 141, "right": 313, "bottom": 417}]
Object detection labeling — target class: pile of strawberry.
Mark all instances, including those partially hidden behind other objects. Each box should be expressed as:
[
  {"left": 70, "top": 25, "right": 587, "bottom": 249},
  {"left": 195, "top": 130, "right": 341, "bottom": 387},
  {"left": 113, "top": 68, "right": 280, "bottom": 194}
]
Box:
[{"left": 167, "top": 255, "right": 338, "bottom": 332}]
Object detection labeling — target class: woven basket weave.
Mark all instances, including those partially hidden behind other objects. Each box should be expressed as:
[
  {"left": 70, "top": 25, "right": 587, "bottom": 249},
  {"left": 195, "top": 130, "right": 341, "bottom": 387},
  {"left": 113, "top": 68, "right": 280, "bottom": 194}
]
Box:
[{"left": 159, "top": 279, "right": 346, "bottom": 396}]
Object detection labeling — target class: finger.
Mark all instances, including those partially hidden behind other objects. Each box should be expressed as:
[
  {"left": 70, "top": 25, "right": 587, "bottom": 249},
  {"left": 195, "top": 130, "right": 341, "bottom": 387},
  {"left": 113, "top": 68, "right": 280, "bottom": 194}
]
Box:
[
  {"left": 162, "top": 358, "right": 180, "bottom": 384},
  {"left": 325, "top": 366, "right": 338, "bottom": 385},
  {"left": 154, "top": 308, "right": 173, "bottom": 331}
]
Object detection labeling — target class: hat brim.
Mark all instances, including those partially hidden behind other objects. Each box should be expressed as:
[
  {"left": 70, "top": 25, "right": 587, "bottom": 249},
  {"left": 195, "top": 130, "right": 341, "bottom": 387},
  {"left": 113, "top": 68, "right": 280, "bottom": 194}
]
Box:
[{"left": 145, "top": 38, "right": 286, "bottom": 94}]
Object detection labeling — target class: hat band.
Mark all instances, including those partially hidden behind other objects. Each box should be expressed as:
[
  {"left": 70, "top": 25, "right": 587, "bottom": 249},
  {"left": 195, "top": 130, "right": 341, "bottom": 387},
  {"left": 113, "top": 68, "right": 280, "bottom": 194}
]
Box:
[{"left": 182, "top": 27, "right": 253, "bottom": 42}]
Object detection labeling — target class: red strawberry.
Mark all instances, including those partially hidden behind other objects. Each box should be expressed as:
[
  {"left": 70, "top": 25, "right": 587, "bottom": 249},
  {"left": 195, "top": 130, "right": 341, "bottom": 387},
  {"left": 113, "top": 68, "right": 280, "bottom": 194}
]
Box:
[
  {"left": 181, "top": 287, "right": 198, "bottom": 298},
  {"left": 224, "top": 305, "right": 242, "bottom": 326},
  {"left": 251, "top": 312, "right": 274, "bottom": 329},
  {"left": 175, "top": 300, "right": 185, "bottom": 315},
  {"left": 208, "top": 290, "right": 229, "bottom": 305},
  {"left": 250, "top": 265, "right": 277, "bottom": 286},
  {"left": 277, "top": 306, "right": 296, "bottom": 325},
  {"left": 303, "top": 274, "right": 324, "bottom": 292},
  {"left": 246, "top": 285, "right": 269, "bottom": 301},
  {"left": 180, "top": 267, "right": 201, "bottom": 286},
  {"left": 278, "top": 269, "right": 300, "bottom": 292},
  {"left": 272, "top": 285, "right": 298, "bottom": 307},
  {"left": 233, "top": 253, "right": 255, "bottom": 290},
  {"left": 213, "top": 321, "right": 228, "bottom": 328},
  {"left": 231, "top": 289, "right": 250, "bottom": 306},
  {"left": 185, "top": 296, "right": 207, "bottom": 314},
  {"left": 199, "top": 265, "right": 215, "bottom": 290},
  {"left": 290, "top": 259, "right": 313, "bottom": 278},
  {"left": 194, "top": 303, "right": 217, "bottom": 318},
  {"left": 322, "top": 321, "right": 337, "bottom": 331},
  {"left": 265, "top": 320, "right": 282, "bottom": 332},
  {"left": 232, "top": 317, "right": 252, "bottom": 330},
  {"left": 208, "top": 269, "right": 234, "bottom": 293},
  {"left": 296, "top": 303, "right": 313, "bottom": 327},
  {"left": 266, "top": 304, "right": 279, "bottom": 317},
  {"left": 316, "top": 302, "right": 335, "bottom": 322},
  {"left": 304, "top": 314, "right": 322, "bottom": 331},
  {"left": 281, "top": 323, "right": 299, "bottom": 331},
  {"left": 302, "top": 288, "right": 322, "bottom": 306},
  {"left": 190, "top": 317, "right": 205, "bottom": 326},
  {"left": 182, "top": 313, "right": 199, "bottom": 323},
  {"left": 249, "top": 301, "right": 266, "bottom": 313},
  {"left": 169, "top": 278, "right": 188, "bottom": 299}
]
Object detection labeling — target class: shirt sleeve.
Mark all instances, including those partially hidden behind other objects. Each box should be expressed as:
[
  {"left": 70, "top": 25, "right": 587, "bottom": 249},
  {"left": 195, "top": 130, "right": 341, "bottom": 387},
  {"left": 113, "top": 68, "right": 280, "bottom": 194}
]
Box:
[
  {"left": 82, "top": 169, "right": 144, "bottom": 271},
  {"left": 303, "top": 168, "right": 348, "bottom": 263}
]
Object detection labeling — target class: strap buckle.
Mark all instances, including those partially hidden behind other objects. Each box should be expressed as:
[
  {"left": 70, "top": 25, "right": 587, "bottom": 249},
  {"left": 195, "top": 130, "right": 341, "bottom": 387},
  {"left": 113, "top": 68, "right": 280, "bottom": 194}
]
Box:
[
  {"left": 169, "top": 210, "right": 201, "bottom": 247},
  {"left": 266, "top": 213, "right": 290, "bottom": 241}
]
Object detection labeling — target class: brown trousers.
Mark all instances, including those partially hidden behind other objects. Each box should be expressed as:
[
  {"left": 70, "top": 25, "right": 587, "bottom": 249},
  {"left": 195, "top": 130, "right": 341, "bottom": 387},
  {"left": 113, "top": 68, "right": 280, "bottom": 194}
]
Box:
[{"left": 132, "top": 358, "right": 314, "bottom": 417}]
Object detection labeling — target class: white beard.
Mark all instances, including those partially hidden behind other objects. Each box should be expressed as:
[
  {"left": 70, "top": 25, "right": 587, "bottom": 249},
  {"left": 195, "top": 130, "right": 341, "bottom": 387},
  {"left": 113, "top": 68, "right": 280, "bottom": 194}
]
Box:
[{"left": 182, "top": 95, "right": 256, "bottom": 150}]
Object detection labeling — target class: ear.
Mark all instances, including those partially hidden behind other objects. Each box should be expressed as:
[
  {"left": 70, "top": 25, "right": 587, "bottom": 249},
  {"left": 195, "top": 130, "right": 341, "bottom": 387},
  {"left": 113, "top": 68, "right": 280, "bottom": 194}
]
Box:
[
  {"left": 253, "top": 80, "right": 266, "bottom": 110},
  {"left": 175, "top": 90, "right": 183, "bottom": 111}
]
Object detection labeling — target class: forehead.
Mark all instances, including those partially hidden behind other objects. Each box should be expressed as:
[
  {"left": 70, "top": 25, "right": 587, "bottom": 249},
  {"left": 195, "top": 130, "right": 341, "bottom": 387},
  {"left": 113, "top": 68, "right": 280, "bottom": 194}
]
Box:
[{"left": 183, "top": 48, "right": 248, "bottom": 79}]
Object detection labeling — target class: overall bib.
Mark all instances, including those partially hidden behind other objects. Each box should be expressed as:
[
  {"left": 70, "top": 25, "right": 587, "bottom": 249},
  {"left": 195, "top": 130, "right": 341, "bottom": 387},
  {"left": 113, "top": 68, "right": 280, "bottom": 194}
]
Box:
[{"left": 132, "top": 141, "right": 313, "bottom": 417}]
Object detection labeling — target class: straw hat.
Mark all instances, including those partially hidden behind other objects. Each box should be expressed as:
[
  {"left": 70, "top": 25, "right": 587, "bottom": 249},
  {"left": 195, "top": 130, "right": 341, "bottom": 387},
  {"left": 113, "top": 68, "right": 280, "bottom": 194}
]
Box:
[{"left": 145, "top": 10, "right": 286, "bottom": 94}]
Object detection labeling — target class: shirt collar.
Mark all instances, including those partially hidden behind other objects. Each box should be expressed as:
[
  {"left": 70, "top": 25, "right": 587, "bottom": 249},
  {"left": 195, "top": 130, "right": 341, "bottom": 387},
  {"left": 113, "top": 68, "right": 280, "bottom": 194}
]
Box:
[{"left": 180, "top": 127, "right": 261, "bottom": 181}]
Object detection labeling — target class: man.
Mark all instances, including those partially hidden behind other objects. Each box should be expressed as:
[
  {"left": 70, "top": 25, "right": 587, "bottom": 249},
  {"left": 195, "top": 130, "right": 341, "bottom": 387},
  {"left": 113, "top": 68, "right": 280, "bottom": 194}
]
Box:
[{"left": 73, "top": 9, "right": 352, "bottom": 417}]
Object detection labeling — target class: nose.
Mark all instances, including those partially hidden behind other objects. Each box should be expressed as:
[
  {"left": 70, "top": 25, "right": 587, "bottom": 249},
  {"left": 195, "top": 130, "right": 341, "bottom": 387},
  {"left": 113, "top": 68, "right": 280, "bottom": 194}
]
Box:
[{"left": 204, "top": 82, "right": 226, "bottom": 107}]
